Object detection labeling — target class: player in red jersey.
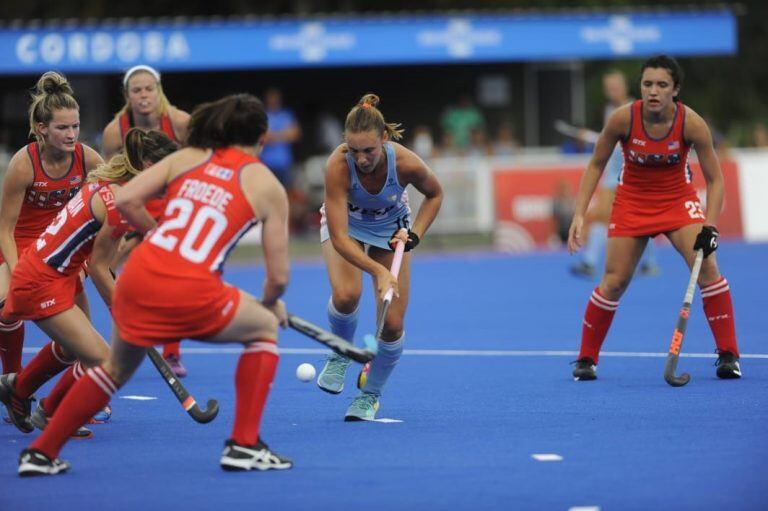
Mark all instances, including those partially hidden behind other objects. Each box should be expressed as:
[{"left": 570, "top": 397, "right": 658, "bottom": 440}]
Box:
[
  {"left": 0, "top": 72, "right": 103, "bottom": 379},
  {"left": 0, "top": 129, "right": 178, "bottom": 437},
  {"left": 102, "top": 64, "right": 190, "bottom": 376},
  {"left": 568, "top": 55, "right": 740, "bottom": 381},
  {"left": 18, "top": 94, "right": 292, "bottom": 476}
]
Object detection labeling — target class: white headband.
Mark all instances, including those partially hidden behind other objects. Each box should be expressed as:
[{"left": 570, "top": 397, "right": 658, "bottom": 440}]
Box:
[{"left": 123, "top": 65, "right": 161, "bottom": 88}]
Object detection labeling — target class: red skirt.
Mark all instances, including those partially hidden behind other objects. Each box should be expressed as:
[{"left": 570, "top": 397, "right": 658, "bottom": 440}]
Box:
[
  {"left": 112, "top": 255, "right": 240, "bottom": 347},
  {"left": 609, "top": 187, "right": 704, "bottom": 237}
]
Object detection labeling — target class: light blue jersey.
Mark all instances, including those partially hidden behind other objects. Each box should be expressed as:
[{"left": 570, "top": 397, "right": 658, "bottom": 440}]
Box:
[{"left": 321, "top": 142, "right": 411, "bottom": 250}]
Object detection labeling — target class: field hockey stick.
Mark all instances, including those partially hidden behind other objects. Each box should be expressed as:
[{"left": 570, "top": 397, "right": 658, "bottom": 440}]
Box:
[
  {"left": 554, "top": 119, "right": 599, "bottom": 144},
  {"left": 357, "top": 238, "right": 406, "bottom": 389},
  {"left": 146, "top": 348, "right": 219, "bottom": 423},
  {"left": 287, "top": 314, "right": 376, "bottom": 363},
  {"left": 664, "top": 249, "right": 705, "bottom": 387}
]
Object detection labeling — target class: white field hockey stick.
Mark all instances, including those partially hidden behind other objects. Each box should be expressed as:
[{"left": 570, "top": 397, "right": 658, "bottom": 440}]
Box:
[
  {"left": 357, "top": 237, "right": 406, "bottom": 389},
  {"left": 664, "top": 249, "right": 704, "bottom": 387},
  {"left": 554, "top": 119, "right": 599, "bottom": 144}
]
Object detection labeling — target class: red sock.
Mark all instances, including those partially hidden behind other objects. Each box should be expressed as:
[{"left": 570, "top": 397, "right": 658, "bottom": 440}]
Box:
[
  {"left": 0, "top": 320, "right": 25, "bottom": 374},
  {"left": 163, "top": 342, "right": 180, "bottom": 359},
  {"left": 31, "top": 366, "right": 116, "bottom": 460},
  {"left": 15, "top": 342, "right": 73, "bottom": 398},
  {"left": 701, "top": 277, "right": 739, "bottom": 357},
  {"left": 578, "top": 288, "right": 619, "bottom": 364},
  {"left": 42, "top": 362, "right": 84, "bottom": 417},
  {"left": 231, "top": 340, "right": 279, "bottom": 446}
]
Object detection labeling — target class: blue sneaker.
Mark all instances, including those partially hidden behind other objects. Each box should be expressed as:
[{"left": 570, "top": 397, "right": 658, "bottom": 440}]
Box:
[
  {"left": 344, "top": 392, "right": 379, "bottom": 422},
  {"left": 317, "top": 354, "right": 351, "bottom": 394},
  {"left": 89, "top": 405, "right": 112, "bottom": 424}
]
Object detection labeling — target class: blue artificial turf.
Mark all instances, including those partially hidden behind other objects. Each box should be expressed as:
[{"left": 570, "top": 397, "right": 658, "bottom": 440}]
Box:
[{"left": 2, "top": 241, "right": 766, "bottom": 510}]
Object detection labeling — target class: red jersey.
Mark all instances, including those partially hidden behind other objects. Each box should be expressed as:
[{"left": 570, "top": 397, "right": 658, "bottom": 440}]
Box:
[
  {"left": 118, "top": 111, "right": 178, "bottom": 143},
  {"left": 16, "top": 142, "right": 87, "bottom": 241},
  {"left": 618, "top": 100, "right": 694, "bottom": 198},
  {"left": 33, "top": 181, "right": 127, "bottom": 275},
  {"left": 112, "top": 147, "right": 261, "bottom": 345},
  {"left": 137, "top": 147, "right": 259, "bottom": 276},
  {"left": 610, "top": 100, "right": 703, "bottom": 237}
]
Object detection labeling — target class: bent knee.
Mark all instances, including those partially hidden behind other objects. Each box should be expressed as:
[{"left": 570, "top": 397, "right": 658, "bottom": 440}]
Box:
[{"left": 331, "top": 292, "right": 361, "bottom": 314}]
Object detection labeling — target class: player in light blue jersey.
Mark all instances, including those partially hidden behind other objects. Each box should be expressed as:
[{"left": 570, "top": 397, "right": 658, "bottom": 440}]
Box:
[{"left": 317, "top": 93, "right": 443, "bottom": 421}]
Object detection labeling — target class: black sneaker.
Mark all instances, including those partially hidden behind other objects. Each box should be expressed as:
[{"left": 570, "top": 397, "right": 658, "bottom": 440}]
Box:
[
  {"left": 18, "top": 448, "right": 70, "bottom": 476},
  {"left": 570, "top": 262, "right": 596, "bottom": 278},
  {"left": 220, "top": 437, "right": 293, "bottom": 471},
  {"left": 0, "top": 374, "right": 34, "bottom": 433},
  {"left": 572, "top": 358, "right": 597, "bottom": 381},
  {"left": 716, "top": 352, "right": 742, "bottom": 379}
]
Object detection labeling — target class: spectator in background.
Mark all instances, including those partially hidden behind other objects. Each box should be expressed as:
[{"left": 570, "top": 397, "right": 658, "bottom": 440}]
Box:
[
  {"left": 440, "top": 94, "right": 484, "bottom": 150},
  {"left": 491, "top": 120, "right": 521, "bottom": 156},
  {"left": 437, "top": 131, "right": 462, "bottom": 158},
  {"left": 261, "top": 87, "right": 301, "bottom": 187},
  {"left": 411, "top": 125, "right": 436, "bottom": 161},
  {"left": 552, "top": 180, "right": 575, "bottom": 247},
  {"left": 752, "top": 122, "right": 768, "bottom": 148},
  {"left": 570, "top": 70, "right": 659, "bottom": 278},
  {"left": 466, "top": 126, "right": 492, "bottom": 157}
]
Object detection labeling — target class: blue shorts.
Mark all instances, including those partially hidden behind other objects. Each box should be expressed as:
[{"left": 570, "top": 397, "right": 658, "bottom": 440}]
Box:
[
  {"left": 602, "top": 147, "right": 623, "bottom": 191},
  {"left": 319, "top": 205, "right": 410, "bottom": 251}
]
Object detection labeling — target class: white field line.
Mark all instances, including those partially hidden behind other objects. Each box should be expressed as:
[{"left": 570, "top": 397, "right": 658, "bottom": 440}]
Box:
[{"left": 22, "top": 347, "right": 768, "bottom": 359}]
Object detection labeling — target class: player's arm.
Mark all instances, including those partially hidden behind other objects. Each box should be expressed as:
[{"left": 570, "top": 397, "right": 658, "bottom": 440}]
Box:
[
  {"left": 568, "top": 106, "right": 629, "bottom": 254},
  {"left": 82, "top": 145, "right": 105, "bottom": 175},
  {"left": 685, "top": 108, "right": 724, "bottom": 227},
  {"left": 394, "top": 143, "right": 443, "bottom": 244},
  {"left": 170, "top": 107, "right": 191, "bottom": 143},
  {"left": 101, "top": 120, "right": 122, "bottom": 161},
  {"left": 243, "top": 163, "right": 290, "bottom": 323},
  {"left": 114, "top": 152, "right": 174, "bottom": 233},
  {"left": 88, "top": 188, "right": 121, "bottom": 308},
  {"left": 0, "top": 150, "right": 33, "bottom": 272}
]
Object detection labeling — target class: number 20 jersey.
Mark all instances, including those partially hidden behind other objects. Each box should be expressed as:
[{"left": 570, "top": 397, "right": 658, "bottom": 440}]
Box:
[{"left": 136, "top": 147, "right": 260, "bottom": 277}]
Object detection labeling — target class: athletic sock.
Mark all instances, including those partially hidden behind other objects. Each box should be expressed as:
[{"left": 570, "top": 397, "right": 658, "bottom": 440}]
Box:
[
  {"left": 328, "top": 298, "right": 359, "bottom": 342},
  {"left": 701, "top": 277, "right": 739, "bottom": 357},
  {"left": 15, "top": 342, "right": 74, "bottom": 398},
  {"left": 163, "top": 342, "right": 180, "bottom": 359},
  {"left": 581, "top": 223, "right": 607, "bottom": 267},
  {"left": 578, "top": 287, "right": 619, "bottom": 364},
  {"left": 42, "top": 362, "right": 84, "bottom": 416},
  {"left": 231, "top": 340, "right": 279, "bottom": 447},
  {"left": 0, "top": 320, "right": 25, "bottom": 374},
  {"left": 361, "top": 333, "right": 404, "bottom": 397},
  {"left": 30, "top": 366, "right": 116, "bottom": 460}
]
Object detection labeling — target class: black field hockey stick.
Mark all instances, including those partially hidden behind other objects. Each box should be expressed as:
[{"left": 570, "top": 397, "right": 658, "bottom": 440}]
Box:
[
  {"left": 287, "top": 314, "right": 376, "bottom": 364},
  {"left": 664, "top": 249, "right": 704, "bottom": 387},
  {"left": 147, "top": 348, "right": 219, "bottom": 423}
]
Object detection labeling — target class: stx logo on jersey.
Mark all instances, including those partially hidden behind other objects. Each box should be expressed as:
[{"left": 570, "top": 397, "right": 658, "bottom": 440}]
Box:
[
  {"left": 627, "top": 150, "right": 681, "bottom": 167},
  {"left": 33, "top": 181, "right": 48, "bottom": 188},
  {"left": 203, "top": 164, "right": 235, "bottom": 181},
  {"left": 39, "top": 298, "right": 56, "bottom": 309},
  {"left": 631, "top": 138, "right": 647, "bottom": 146}
]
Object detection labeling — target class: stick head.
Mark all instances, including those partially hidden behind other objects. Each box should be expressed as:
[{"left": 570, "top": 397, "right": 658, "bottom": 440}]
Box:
[
  {"left": 363, "top": 334, "right": 379, "bottom": 355},
  {"left": 664, "top": 372, "right": 691, "bottom": 387},
  {"left": 189, "top": 399, "right": 219, "bottom": 423}
]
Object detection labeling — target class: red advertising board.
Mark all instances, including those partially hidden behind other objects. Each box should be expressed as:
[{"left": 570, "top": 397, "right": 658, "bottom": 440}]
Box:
[{"left": 493, "top": 158, "right": 742, "bottom": 248}]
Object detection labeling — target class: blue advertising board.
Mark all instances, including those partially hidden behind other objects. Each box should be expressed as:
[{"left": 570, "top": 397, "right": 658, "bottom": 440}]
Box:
[{"left": 0, "top": 11, "right": 737, "bottom": 74}]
